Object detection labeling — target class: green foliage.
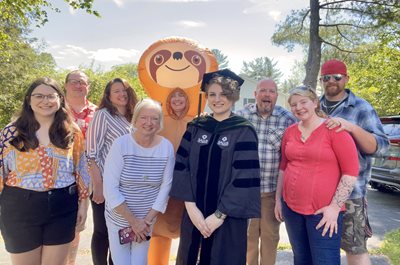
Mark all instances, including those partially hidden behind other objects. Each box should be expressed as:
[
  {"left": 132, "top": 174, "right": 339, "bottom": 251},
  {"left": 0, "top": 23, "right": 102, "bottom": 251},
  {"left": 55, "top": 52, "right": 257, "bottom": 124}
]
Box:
[
  {"left": 348, "top": 43, "right": 400, "bottom": 115},
  {"left": 0, "top": 0, "right": 99, "bottom": 58},
  {"left": 272, "top": 0, "right": 400, "bottom": 55},
  {"left": 211, "top": 48, "right": 229, "bottom": 69},
  {"left": 0, "top": 23, "right": 57, "bottom": 127},
  {"left": 380, "top": 228, "right": 400, "bottom": 264},
  {"left": 241, "top": 57, "right": 283, "bottom": 83}
]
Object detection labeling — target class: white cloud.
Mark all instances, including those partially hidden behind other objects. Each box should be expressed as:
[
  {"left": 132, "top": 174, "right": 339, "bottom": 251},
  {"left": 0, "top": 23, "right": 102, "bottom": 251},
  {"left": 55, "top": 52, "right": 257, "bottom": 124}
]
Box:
[
  {"left": 46, "top": 43, "right": 140, "bottom": 70},
  {"left": 243, "top": 0, "right": 308, "bottom": 21},
  {"left": 91, "top": 48, "right": 139, "bottom": 63},
  {"left": 112, "top": 0, "right": 125, "bottom": 7},
  {"left": 176, "top": 20, "right": 206, "bottom": 28}
]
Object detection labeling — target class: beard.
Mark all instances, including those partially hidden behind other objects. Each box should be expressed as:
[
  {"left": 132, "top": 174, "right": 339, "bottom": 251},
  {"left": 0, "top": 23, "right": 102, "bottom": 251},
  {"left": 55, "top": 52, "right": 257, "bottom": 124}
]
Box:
[{"left": 324, "top": 83, "right": 345, "bottom": 98}]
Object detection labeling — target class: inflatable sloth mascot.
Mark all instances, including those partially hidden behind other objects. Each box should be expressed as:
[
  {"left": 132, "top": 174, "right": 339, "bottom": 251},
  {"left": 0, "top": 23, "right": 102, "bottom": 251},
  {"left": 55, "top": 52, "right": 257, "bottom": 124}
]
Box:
[{"left": 138, "top": 37, "right": 218, "bottom": 265}]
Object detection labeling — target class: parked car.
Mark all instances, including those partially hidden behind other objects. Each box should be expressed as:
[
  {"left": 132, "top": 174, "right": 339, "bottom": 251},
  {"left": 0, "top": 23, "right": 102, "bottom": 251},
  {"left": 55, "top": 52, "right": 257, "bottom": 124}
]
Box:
[{"left": 370, "top": 115, "right": 400, "bottom": 192}]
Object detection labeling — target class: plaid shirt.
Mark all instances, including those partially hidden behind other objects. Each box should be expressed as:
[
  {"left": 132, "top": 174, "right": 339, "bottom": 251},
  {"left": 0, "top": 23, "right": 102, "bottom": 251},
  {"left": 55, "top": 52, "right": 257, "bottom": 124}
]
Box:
[
  {"left": 321, "top": 89, "right": 389, "bottom": 199},
  {"left": 236, "top": 104, "right": 296, "bottom": 193}
]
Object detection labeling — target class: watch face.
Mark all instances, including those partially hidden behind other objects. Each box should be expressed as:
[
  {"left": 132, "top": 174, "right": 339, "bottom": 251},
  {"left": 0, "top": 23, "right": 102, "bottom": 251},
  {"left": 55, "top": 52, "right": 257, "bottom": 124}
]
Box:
[{"left": 215, "top": 212, "right": 222, "bottom": 218}]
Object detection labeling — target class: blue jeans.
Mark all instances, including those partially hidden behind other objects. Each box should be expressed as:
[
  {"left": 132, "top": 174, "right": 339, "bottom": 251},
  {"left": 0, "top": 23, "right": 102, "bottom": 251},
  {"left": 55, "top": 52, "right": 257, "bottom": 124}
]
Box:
[{"left": 282, "top": 201, "right": 343, "bottom": 265}]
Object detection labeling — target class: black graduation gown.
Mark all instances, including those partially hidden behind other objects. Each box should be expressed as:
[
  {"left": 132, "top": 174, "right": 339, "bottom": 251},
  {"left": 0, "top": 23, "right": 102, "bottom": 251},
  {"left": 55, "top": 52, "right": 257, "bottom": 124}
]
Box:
[{"left": 170, "top": 114, "right": 261, "bottom": 265}]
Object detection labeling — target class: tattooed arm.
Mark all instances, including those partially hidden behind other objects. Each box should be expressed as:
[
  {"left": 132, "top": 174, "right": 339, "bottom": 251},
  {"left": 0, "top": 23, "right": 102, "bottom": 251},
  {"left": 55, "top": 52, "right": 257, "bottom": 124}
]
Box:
[{"left": 315, "top": 175, "right": 357, "bottom": 237}]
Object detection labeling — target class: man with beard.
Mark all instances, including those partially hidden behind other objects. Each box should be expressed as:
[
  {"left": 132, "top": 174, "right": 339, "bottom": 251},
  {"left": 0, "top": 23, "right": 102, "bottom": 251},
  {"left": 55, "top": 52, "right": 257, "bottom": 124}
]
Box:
[
  {"left": 320, "top": 59, "right": 388, "bottom": 265},
  {"left": 236, "top": 78, "right": 296, "bottom": 265}
]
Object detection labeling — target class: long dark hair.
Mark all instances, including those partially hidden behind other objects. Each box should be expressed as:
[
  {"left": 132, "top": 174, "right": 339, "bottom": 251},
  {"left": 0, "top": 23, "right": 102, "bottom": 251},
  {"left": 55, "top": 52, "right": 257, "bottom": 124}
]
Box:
[
  {"left": 11, "top": 77, "right": 76, "bottom": 151},
  {"left": 98, "top": 78, "right": 138, "bottom": 122}
]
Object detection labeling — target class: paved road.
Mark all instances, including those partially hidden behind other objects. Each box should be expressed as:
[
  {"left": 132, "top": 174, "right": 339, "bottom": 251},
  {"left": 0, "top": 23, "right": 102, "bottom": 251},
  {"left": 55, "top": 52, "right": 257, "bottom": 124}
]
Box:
[{"left": 1, "top": 186, "right": 398, "bottom": 264}]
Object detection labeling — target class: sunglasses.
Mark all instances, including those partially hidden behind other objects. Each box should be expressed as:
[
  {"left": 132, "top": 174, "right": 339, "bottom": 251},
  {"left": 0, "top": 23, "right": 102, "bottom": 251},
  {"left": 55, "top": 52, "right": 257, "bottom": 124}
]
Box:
[
  {"left": 289, "top": 85, "right": 316, "bottom": 95},
  {"left": 321, "top": 74, "right": 345, "bottom": 82}
]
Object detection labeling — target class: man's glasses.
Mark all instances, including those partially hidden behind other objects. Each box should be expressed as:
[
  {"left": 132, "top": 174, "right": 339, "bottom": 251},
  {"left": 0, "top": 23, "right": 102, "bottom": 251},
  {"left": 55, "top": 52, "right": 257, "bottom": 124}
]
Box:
[
  {"left": 321, "top": 74, "right": 345, "bottom": 82},
  {"left": 31, "top": 93, "right": 60, "bottom": 102},
  {"left": 67, "top": 79, "right": 89, "bottom": 86}
]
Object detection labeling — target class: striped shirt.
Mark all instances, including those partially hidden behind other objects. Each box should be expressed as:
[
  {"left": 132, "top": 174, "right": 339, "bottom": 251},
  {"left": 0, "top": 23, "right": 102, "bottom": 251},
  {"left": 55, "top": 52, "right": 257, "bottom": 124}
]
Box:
[
  {"left": 86, "top": 108, "right": 132, "bottom": 173},
  {"left": 320, "top": 89, "right": 389, "bottom": 198},
  {"left": 236, "top": 104, "right": 296, "bottom": 193},
  {"left": 103, "top": 134, "right": 174, "bottom": 228}
]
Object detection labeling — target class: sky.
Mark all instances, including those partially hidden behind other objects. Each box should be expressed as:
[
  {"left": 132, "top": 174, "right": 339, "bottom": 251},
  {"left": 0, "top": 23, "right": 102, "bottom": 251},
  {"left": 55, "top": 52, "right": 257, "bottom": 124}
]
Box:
[{"left": 30, "top": 0, "right": 309, "bottom": 79}]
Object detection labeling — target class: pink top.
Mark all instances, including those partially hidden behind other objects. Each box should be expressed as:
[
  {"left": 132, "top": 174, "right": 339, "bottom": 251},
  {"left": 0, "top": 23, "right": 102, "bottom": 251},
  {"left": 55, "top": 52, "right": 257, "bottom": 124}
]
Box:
[{"left": 279, "top": 123, "right": 359, "bottom": 215}]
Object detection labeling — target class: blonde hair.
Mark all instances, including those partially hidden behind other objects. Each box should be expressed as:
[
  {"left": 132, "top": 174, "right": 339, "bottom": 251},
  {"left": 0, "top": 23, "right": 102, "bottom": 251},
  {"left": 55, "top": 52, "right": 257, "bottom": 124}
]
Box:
[
  {"left": 132, "top": 98, "right": 164, "bottom": 132},
  {"left": 288, "top": 86, "right": 327, "bottom": 118}
]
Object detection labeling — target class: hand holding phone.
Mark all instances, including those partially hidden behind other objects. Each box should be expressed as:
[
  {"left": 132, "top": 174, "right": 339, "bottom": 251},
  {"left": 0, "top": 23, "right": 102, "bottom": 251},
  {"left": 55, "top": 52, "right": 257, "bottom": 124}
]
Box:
[{"left": 118, "top": 226, "right": 151, "bottom": 244}]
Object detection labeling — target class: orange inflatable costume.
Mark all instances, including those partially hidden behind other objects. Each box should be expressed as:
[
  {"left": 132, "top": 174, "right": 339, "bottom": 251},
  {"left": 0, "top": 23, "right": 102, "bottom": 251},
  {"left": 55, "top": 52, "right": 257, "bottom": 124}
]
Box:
[{"left": 138, "top": 37, "right": 218, "bottom": 265}]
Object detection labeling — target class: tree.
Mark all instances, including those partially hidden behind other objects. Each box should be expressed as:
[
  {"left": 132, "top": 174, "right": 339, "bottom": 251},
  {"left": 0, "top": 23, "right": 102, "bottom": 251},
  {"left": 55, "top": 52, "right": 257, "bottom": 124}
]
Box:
[
  {"left": 348, "top": 43, "right": 400, "bottom": 115},
  {"left": 0, "top": 0, "right": 99, "bottom": 58},
  {"left": 0, "top": 23, "right": 58, "bottom": 126},
  {"left": 272, "top": 0, "right": 400, "bottom": 88},
  {"left": 241, "top": 57, "right": 283, "bottom": 83},
  {"left": 281, "top": 60, "right": 307, "bottom": 94},
  {"left": 211, "top": 49, "right": 229, "bottom": 69}
]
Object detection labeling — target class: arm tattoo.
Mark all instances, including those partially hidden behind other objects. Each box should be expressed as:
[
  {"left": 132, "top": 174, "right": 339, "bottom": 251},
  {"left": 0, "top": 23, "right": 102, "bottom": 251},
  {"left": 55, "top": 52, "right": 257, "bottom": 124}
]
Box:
[{"left": 332, "top": 175, "right": 356, "bottom": 208}]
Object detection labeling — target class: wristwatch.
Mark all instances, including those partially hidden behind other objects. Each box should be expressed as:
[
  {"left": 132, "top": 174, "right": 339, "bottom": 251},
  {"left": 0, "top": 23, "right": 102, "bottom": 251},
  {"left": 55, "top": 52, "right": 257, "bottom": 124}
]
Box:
[{"left": 214, "top": 209, "right": 227, "bottom": 220}]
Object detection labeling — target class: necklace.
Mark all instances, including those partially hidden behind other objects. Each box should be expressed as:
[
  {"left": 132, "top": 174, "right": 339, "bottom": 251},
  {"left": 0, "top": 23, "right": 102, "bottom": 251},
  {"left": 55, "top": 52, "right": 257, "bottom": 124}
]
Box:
[
  {"left": 321, "top": 94, "right": 348, "bottom": 115},
  {"left": 299, "top": 118, "right": 324, "bottom": 142}
]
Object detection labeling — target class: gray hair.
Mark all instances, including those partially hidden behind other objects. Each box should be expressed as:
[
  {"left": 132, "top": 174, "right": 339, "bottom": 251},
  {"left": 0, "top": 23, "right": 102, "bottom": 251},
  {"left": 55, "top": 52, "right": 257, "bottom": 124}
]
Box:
[{"left": 132, "top": 98, "right": 164, "bottom": 132}]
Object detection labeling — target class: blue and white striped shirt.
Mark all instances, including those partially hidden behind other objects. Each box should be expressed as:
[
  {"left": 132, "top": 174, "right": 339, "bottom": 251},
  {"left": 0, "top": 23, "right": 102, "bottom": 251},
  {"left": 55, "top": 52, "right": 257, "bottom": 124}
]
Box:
[{"left": 103, "top": 134, "right": 174, "bottom": 228}]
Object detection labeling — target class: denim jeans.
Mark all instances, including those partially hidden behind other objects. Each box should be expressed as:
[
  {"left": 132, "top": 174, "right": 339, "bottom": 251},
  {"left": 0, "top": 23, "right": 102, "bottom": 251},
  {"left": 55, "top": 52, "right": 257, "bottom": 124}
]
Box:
[{"left": 282, "top": 201, "right": 343, "bottom": 265}]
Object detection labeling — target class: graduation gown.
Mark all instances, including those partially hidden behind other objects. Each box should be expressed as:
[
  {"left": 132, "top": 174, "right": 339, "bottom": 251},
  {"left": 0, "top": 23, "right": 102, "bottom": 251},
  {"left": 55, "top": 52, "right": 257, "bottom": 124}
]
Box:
[{"left": 170, "top": 114, "right": 261, "bottom": 265}]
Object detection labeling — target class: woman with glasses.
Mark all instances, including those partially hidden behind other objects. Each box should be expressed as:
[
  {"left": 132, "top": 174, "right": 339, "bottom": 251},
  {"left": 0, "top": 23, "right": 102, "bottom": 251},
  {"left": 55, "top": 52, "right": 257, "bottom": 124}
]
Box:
[
  {"left": 274, "top": 86, "right": 359, "bottom": 265},
  {"left": 103, "top": 98, "right": 174, "bottom": 265},
  {"left": 170, "top": 69, "right": 261, "bottom": 265},
  {"left": 0, "top": 77, "right": 90, "bottom": 265},
  {"left": 86, "top": 78, "right": 138, "bottom": 265}
]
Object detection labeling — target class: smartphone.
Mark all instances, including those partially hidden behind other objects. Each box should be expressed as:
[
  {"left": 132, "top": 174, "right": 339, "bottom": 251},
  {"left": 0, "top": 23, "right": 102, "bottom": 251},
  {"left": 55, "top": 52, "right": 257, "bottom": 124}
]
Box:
[{"left": 118, "top": 227, "right": 151, "bottom": 245}]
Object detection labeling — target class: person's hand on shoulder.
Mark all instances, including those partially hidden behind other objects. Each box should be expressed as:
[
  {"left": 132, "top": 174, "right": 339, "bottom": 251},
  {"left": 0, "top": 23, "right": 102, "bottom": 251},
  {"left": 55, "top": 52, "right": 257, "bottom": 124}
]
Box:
[{"left": 325, "top": 117, "right": 354, "bottom": 133}]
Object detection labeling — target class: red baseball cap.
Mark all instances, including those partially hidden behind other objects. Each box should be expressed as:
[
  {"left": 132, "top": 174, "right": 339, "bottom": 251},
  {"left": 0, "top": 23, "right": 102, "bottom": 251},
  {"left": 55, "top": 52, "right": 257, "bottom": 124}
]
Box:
[{"left": 321, "top": 59, "right": 347, "bottom": 75}]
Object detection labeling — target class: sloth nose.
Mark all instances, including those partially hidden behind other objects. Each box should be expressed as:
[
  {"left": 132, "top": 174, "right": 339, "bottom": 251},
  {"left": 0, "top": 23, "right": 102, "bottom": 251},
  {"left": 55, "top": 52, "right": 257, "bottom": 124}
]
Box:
[{"left": 173, "top": 52, "right": 183, "bottom": 60}]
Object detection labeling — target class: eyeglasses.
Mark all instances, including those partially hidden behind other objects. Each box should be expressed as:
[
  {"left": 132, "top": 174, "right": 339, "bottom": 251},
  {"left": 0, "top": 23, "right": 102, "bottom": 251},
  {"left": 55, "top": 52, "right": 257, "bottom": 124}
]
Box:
[
  {"left": 31, "top": 93, "right": 60, "bottom": 102},
  {"left": 321, "top": 74, "right": 345, "bottom": 82},
  {"left": 67, "top": 79, "right": 89, "bottom": 86}
]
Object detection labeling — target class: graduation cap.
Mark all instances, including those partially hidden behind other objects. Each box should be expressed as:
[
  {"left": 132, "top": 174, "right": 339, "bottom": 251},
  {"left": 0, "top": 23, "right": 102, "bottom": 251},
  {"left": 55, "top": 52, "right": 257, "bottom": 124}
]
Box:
[
  {"left": 200, "top": 69, "right": 244, "bottom": 92},
  {"left": 197, "top": 69, "right": 244, "bottom": 116}
]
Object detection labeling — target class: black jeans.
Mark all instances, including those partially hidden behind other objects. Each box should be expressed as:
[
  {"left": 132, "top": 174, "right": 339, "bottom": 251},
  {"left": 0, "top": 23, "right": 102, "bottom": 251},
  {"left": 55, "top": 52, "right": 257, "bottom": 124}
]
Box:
[{"left": 91, "top": 199, "right": 114, "bottom": 265}]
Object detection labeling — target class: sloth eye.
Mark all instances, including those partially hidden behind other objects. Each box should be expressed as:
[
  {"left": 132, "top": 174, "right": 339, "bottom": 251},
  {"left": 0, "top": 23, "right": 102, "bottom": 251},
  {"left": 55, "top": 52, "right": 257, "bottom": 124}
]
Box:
[
  {"left": 154, "top": 54, "right": 165, "bottom": 66},
  {"left": 191, "top": 55, "right": 201, "bottom": 66}
]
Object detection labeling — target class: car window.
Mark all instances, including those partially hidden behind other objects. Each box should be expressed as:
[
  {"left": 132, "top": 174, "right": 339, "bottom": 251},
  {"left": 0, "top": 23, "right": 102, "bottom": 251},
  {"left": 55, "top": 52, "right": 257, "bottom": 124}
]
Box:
[{"left": 383, "top": 124, "right": 400, "bottom": 137}]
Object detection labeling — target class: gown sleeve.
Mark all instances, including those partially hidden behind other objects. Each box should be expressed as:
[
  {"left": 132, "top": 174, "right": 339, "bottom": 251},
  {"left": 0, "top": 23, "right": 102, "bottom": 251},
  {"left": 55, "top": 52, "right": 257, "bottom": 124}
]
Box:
[
  {"left": 218, "top": 126, "right": 261, "bottom": 219},
  {"left": 169, "top": 125, "right": 196, "bottom": 202}
]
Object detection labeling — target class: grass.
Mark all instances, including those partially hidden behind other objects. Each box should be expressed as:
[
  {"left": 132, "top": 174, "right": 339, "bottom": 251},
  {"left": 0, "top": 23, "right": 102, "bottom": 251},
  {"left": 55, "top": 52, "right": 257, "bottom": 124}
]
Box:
[{"left": 380, "top": 228, "right": 400, "bottom": 265}]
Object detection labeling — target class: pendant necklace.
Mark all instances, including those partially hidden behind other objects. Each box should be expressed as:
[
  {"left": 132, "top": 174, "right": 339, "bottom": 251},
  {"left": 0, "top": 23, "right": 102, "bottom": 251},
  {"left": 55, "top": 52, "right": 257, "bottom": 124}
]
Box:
[{"left": 321, "top": 93, "right": 348, "bottom": 115}]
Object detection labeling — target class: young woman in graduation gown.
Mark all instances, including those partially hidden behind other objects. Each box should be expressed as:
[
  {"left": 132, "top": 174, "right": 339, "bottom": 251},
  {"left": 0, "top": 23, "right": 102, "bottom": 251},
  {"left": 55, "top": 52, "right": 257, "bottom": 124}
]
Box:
[{"left": 170, "top": 69, "right": 261, "bottom": 265}]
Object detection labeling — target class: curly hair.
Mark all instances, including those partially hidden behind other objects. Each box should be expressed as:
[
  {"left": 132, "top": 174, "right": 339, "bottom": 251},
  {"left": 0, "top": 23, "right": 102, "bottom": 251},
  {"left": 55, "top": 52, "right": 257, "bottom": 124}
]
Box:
[
  {"left": 11, "top": 77, "right": 77, "bottom": 151},
  {"left": 204, "top": 74, "right": 240, "bottom": 102},
  {"left": 98, "top": 78, "right": 139, "bottom": 122}
]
